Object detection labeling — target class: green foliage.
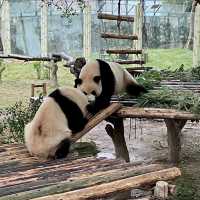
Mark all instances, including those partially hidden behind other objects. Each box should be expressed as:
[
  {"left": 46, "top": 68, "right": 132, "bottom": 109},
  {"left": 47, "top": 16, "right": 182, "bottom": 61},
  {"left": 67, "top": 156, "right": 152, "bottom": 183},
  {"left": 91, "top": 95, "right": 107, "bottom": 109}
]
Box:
[
  {"left": 0, "top": 96, "right": 42, "bottom": 144},
  {"left": 137, "top": 88, "right": 200, "bottom": 114},
  {"left": 33, "top": 62, "right": 42, "bottom": 79},
  {"left": 33, "top": 62, "right": 50, "bottom": 80},
  {"left": 136, "top": 66, "right": 200, "bottom": 114}
]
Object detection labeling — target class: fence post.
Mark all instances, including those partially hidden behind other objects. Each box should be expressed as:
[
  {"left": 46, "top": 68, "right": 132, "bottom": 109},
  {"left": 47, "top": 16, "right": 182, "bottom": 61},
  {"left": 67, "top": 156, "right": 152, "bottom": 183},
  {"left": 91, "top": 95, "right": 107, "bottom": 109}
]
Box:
[
  {"left": 41, "top": 2, "right": 48, "bottom": 57},
  {"left": 193, "top": 3, "right": 200, "bottom": 67},
  {"left": 83, "top": 2, "right": 91, "bottom": 60},
  {"left": 1, "top": 0, "right": 11, "bottom": 54}
]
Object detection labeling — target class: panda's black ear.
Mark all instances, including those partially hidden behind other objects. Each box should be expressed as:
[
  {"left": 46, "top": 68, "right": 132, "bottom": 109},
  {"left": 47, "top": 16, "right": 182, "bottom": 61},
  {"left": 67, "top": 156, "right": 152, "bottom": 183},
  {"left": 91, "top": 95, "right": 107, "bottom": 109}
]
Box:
[
  {"left": 74, "top": 78, "right": 82, "bottom": 88},
  {"left": 93, "top": 76, "right": 101, "bottom": 84}
]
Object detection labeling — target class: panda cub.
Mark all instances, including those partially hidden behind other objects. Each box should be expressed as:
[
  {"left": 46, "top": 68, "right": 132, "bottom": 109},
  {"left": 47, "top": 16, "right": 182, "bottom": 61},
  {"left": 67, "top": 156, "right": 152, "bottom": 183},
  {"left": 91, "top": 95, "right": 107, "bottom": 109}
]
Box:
[
  {"left": 75, "top": 59, "right": 146, "bottom": 114},
  {"left": 24, "top": 87, "right": 89, "bottom": 159}
]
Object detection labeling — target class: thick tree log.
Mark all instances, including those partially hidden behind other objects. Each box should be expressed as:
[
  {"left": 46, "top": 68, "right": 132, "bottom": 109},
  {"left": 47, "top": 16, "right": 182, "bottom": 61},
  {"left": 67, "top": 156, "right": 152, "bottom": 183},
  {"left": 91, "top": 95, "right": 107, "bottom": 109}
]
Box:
[
  {"left": 71, "top": 103, "right": 121, "bottom": 142},
  {"left": 106, "top": 49, "right": 142, "bottom": 54},
  {"left": 98, "top": 13, "right": 134, "bottom": 22},
  {"left": 116, "top": 60, "right": 145, "bottom": 65},
  {"left": 101, "top": 33, "right": 138, "bottom": 40},
  {"left": 164, "top": 119, "right": 187, "bottom": 164},
  {"left": 33, "top": 167, "right": 181, "bottom": 200},
  {"left": 115, "top": 107, "right": 200, "bottom": 120},
  {"left": 105, "top": 118, "right": 130, "bottom": 162}
]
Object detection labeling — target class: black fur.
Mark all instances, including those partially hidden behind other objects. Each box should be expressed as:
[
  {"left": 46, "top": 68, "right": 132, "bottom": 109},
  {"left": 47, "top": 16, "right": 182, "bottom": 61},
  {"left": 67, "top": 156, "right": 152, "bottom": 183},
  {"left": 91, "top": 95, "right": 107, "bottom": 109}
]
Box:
[
  {"left": 49, "top": 89, "right": 88, "bottom": 134},
  {"left": 55, "top": 138, "right": 71, "bottom": 159},
  {"left": 74, "top": 78, "right": 82, "bottom": 88},
  {"left": 86, "top": 59, "right": 115, "bottom": 114},
  {"left": 126, "top": 84, "right": 147, "bottom": 96}
]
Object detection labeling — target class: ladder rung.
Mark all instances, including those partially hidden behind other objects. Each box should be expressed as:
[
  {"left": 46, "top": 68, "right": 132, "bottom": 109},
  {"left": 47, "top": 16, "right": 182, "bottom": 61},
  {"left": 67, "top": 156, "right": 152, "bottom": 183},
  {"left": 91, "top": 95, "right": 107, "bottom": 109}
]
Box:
[
  {"left": 116, "top": 60, "right": 145, "bottom": 65},
  {"left": 101, "top": 33, "right": 138, "bottom": 40},
  {"left": 106, "top": 49, "right": 142, "bottom": 54},
  {"left": 98, "top": 13, "right": 134, "bottom": 22}
]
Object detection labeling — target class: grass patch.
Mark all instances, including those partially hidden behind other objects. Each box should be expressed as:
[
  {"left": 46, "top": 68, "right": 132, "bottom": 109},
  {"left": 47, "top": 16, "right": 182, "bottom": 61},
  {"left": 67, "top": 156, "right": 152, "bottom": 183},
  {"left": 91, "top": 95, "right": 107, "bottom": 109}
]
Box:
[
  {"left": 145, "top": 48, "right": 193, "bottom": 70},
  {"left": 0, "top": 48, "right": 193, "bottom": 108}
]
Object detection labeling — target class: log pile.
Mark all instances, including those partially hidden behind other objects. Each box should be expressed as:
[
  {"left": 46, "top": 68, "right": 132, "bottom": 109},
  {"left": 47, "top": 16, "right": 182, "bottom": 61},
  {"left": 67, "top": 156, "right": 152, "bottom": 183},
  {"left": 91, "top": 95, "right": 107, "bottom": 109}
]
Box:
[{"left": 0, "top": 143, "right": 181, "bottom": 200}]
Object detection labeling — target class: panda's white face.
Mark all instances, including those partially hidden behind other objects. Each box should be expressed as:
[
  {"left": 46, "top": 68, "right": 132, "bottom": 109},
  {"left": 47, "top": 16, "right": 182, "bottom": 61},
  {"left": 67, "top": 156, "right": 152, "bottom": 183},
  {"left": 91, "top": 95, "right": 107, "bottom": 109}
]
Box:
[{"left": 75, "top": 61, "right": 102, "bottom": 102}]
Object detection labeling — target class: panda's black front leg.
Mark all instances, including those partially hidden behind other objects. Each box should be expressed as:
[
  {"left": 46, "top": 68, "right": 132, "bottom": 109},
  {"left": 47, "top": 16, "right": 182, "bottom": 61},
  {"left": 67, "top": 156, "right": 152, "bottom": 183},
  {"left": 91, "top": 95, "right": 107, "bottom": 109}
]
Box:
[
  {"left": 55, "top": 138, "right": 71, "bottom": 159},
  {"left": 86, "top": 96, "right": 111, "bottom": 115}
]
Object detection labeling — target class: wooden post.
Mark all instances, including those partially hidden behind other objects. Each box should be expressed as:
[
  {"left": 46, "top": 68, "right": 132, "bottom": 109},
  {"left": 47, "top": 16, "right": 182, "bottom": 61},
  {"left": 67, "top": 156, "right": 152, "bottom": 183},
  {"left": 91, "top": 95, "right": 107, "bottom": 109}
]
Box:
[
  {"left": 41, "top": 2, "right": 48, "bottom": 57},
  {"left": 1, "top": 0, "right": 11, "bottom": 54},
  {"left": 193, "top": 3, "right": 200, "bottom": 67},
  {"left": 105, "top": 118, "right": 130, "bottom": 162},
  {"left": 164, "top": 119, "right": 186, "bottom": 165},
  {"left": 133, "top": 3, "right": 143, "bottom": 51},
  {"left": 83, "top": 2, "right": 91, "bottom": 61},
  {"left": 133, "top": 3, "right": 143, "bottom": 66},
  {"left": 50, "top": 60, "right": 58, "bottom": 87}
]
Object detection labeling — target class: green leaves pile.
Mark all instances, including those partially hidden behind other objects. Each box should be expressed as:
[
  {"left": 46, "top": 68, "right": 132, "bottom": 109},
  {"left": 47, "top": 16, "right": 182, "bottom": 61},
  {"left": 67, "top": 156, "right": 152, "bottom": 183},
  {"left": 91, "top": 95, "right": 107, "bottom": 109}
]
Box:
[{"left": 136, "top": 66, "right": 200, "bottom": 115}]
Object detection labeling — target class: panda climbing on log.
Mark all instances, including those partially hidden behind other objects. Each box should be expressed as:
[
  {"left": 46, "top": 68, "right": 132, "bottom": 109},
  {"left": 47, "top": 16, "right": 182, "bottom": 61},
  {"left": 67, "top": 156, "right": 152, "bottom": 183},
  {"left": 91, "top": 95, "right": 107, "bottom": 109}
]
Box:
[
  {"left": 24, "top": 87, "right": 89, "bottom": 159},
  {"left": 75, "top": 59, "right": 147, "bottom": 115}
]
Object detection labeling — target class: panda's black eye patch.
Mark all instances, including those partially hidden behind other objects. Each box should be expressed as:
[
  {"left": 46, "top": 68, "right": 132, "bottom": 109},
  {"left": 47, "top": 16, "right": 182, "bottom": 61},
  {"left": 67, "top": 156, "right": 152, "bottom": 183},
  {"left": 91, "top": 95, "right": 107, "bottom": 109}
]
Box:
[
  {"left": 91, "top": 91, "right": 96, "bottom": 96},
  {"left": 93, "top": 76, "right": 101, "bottom": 84},
  {"left": 74, "top": 78, "right": 82, "bottom": 87}
]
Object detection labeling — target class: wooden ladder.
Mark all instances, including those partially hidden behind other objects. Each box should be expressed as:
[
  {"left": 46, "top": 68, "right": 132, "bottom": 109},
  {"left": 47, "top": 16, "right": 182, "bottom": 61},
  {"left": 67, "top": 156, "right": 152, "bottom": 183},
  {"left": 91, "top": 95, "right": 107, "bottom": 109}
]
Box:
[{"left": 98, "top": 3, "right": 145, "bottom": 68}]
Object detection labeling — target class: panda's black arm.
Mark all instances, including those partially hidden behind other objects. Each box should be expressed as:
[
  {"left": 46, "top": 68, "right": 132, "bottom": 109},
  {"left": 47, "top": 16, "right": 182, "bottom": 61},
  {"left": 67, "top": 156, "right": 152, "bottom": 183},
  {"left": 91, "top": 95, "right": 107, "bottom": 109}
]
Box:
[{"left": 86, "top": 96, "right": 111, "bottom": 115}]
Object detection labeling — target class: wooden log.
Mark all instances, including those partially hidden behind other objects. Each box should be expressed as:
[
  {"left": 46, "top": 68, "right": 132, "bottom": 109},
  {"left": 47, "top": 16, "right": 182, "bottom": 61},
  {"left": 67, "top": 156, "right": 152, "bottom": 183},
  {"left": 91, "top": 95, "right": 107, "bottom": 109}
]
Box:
[
  {"left": 101, "top": 33, "right": 138, "bottom": 40},
  {"left": 106, "top": 49, "right": 142, "bottom": 54},
  {"left": 98, "top": 13, "right": 134, "bottom": 22},
  {"left": 71, "top": 103, "right": 121, "bottom": 142},
  {"left": 0, "top": 54, "right": 52, "bottom": 62},
  {"left": 32, "top": 167, "right": 181, "bottom": 200},
  {"left": 105, "top": 118, "right": 130, "bottom": 162},
  {"left": 154, "top": 181, "right": 169, "bottom": 199},
  {"left": 164, "top": 119, "right": 187, "bottom": 164},
  {"left": 116, "top": 60, "right": 145, "bottom": 65},
  {"left": 0, "top": 164, "right": 174, "bottom": 200},
  {"left": 115, "top": 107, "right": 200, "bottom": 120}
]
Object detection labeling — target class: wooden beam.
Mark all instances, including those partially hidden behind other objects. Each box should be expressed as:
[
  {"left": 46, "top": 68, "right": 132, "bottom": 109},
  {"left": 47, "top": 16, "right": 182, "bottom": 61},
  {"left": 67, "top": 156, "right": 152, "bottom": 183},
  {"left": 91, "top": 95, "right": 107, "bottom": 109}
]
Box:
[
  {"left": 106, "top": 49, "right": 142, "bottom": 54},
  {"left": 115, "top": 107, "right": 200, "bottom": 120},
  {"left": 101, "top": 33, "right": 138, "bottom": 40},
  {"left": 116, "top": 60, "right": 145, "bottom": 65},
  {"left": 98, "top": 13, "right": 134, "bottom": 22},
  {"left": 71, "top": 103, "right": 121, "bottom": 142},
  {"left": 33, "top": 167, "right": 181, "bottom": 200}
]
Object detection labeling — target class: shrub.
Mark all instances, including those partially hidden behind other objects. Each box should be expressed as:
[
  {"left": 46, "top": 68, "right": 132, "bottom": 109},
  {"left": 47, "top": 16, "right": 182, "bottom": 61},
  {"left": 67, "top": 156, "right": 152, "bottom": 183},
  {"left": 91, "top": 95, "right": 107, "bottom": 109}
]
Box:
[{"left": 0, "top": 96, "right": 43, "bottom": 144}]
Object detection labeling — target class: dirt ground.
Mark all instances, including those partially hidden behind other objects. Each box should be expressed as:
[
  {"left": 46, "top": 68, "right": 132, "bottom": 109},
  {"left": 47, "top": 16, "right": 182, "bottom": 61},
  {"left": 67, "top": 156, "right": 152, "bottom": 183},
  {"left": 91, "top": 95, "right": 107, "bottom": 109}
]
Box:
[
  {"left": 84, "top": 119, "right": 200, "bottom": 163},
  {"left": 83, "top": 119, "right": 200, "bottom": 200}
]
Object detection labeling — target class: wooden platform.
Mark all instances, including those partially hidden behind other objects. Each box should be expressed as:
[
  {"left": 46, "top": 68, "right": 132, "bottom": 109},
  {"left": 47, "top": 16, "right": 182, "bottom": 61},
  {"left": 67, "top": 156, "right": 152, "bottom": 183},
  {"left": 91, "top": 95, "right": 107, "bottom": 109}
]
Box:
[{"left": 0, "top": 144, "right": 181, "bottom": 200}]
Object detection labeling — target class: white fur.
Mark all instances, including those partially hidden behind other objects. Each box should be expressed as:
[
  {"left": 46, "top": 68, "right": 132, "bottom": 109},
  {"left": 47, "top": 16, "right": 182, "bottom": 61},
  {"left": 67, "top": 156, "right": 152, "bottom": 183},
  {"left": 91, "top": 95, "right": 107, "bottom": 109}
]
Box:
[
  {"left": 24, "top": 87, "right": 88, "bottom": 159},
  {"left": 78, "top": 60, "right": 139, "bottom": 96}
]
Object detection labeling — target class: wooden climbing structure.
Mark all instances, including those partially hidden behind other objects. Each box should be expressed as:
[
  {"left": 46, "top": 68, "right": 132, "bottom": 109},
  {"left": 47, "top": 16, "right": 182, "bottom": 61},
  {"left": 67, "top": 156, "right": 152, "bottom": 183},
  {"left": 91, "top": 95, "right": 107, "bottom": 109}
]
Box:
[{"left": 98, "top": 0, "right": 145, "bottom": 67}]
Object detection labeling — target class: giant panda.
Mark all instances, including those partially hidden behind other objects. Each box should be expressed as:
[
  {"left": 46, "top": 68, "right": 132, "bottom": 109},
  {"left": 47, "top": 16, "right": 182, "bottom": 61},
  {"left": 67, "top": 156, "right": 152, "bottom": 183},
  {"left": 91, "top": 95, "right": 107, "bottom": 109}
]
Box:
[
  {"left": 24, "top": 86, "right": 89, "bottom": 159},
  {"left": 75, "top": 59, "right": 147, "bottom": 114}
]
